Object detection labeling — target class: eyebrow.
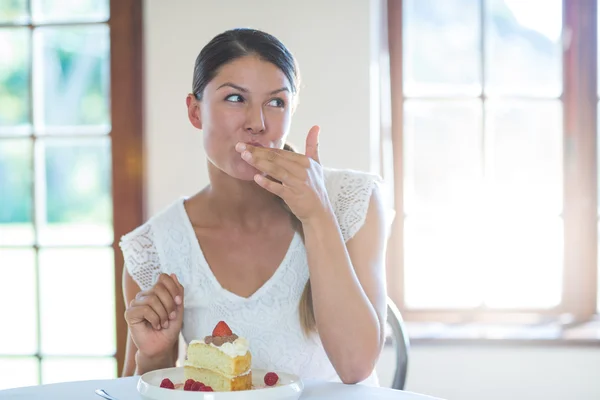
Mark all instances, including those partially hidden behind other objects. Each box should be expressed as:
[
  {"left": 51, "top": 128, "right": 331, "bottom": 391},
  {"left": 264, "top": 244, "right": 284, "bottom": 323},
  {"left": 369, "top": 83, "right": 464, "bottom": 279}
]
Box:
[{"left": 216, "top": 82, "right": 290, "bottom": 95}]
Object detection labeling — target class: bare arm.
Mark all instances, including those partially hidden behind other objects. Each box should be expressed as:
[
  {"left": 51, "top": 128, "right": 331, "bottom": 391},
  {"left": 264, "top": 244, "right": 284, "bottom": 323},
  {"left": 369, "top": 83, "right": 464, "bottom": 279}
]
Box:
[
  {"left": 234, "top": 127, "right": 387, "bottom": 383},
  {"left": 303, "top": 185, "right": 387, "bottom": 384}
]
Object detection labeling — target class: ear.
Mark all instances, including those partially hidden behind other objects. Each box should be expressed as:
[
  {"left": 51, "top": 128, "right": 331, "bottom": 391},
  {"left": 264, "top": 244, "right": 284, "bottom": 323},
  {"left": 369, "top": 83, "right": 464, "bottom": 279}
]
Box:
[{"left": 186, "top": 94, "right": 202, "bottom": 130}]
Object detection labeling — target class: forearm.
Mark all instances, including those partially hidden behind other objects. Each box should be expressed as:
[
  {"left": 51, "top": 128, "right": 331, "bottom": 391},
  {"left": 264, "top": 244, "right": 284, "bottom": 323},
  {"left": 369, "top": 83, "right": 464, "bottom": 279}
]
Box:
[
  {"left": 303, "top": 210, "right": 382, "bottom": 383},
  {"left": 134, "top": 342, "right": 179, "bottom": 375}
]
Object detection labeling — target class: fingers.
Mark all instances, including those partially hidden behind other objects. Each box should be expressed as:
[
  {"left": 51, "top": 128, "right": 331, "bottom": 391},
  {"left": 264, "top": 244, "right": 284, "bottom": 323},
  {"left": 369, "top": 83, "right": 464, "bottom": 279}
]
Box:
[
  {"left": 236, "top": 142, "right": 310, "bottom": 165},
  {"left": 158, "top": 273, "right": 183, "bottom": 307},
  {"left": 125, "top": 273, "right": 184, "bottom": 331},
  {"left": 172, "top": 274, "right": 185, "bottom": 319},
  {"left": 254, "top": 174, "right": 287, "bottom": 198},
  {"left": 237, "top": 144, "right": 310, "bottom": 184},
  {"left": 153, "top": 284, "right": 176, "bottom": 323},
  {"left": 304, "top": 125, "right": 320, "bottom": 163},
  {"left": 125, "top": 299, "right": 163, "bottom": 330}
]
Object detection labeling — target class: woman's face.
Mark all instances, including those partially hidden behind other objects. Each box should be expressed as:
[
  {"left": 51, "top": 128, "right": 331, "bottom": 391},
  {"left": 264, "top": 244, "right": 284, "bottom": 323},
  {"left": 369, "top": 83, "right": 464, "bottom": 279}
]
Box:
[{"left": 187, "top": 55, "right": 294, "bottom": 181}]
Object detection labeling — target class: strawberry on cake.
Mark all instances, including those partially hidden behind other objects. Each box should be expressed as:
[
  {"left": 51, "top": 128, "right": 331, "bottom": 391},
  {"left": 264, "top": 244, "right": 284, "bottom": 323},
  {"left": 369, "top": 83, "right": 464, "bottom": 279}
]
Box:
[{"left": 184, "top": 321, "right": 252, "bottom": 391}]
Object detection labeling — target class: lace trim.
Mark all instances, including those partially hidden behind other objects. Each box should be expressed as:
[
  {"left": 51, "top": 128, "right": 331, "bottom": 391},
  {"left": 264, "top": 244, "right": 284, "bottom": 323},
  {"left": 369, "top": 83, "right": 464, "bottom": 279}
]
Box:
[
  {"left": 119, "top": 223, "right": 162, "bottom": 291},
  {"left": 325, "top": 169, "right": 381, "bottom": 242}
]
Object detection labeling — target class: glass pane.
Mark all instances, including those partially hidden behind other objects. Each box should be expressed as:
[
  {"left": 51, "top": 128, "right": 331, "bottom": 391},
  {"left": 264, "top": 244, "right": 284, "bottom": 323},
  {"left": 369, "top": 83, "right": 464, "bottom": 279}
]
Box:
[
  {"left": 41, "top": 357, "right": 116, "bottom": 384},
  {"left": 0, "top": 0, "right": 29, "bottom": 24},
  {"left": 38, "top": 138, "right": 113, "bottom": 246},
  {"left": 33, "top": 25, "right": 110, "bottom": 133},
  {"left": 0, "top": 139, "right": 34, "bottom": 245},
  {"left": 0, "top": 249, "right": 38, "bottom": 355},
  {"left": 32, "top": 0, "right": 109, "bottom": 23},
  {"left": 485, "top": 100, "right": 563, "bottom": 214},
  {"left": 39, "top": 248, "right": 115, "bottom": 356},
  {"left": 403, "top": 0, "right": 481, "bottom": 96},
  {"left": 404, "top": 215, "right": 485, "bottom": 308},
  {"left": 485, "top": 0, "right": 562, "bottom": 97},
  {"left": 404, "top": 100, "right": 483, "bottom": 213},
  {"left": 484, "top": 217, "right": 562, "bottom": 308},
  {"left": 0, "top": 28, "right": 30, "bottom": 131},
  {"left": 0, "top": 357, "right": 39, "bottom": 390}
]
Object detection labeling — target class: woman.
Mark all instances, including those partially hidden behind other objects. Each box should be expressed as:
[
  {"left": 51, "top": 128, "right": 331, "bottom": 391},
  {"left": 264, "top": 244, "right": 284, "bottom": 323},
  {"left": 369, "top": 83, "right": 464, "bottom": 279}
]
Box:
[{"left": 120, "top": 28, "right": 388, "bottom": 385}]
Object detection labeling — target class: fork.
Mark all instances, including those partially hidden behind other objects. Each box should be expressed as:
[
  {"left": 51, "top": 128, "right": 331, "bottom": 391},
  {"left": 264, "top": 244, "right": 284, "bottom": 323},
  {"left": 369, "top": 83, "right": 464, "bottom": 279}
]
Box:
[{"left": 95, "top": 388, "right": 120, "bottom": 400}]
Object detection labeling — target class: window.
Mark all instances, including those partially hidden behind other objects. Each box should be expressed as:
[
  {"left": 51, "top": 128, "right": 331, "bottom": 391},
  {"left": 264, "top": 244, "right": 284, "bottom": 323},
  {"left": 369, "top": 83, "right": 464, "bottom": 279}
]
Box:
[
  {"left": 386, "top": 0, "right": 599, "bottom": 325},
  {"left": 0, "top": 0, "right": 143, "bottom": 388}
]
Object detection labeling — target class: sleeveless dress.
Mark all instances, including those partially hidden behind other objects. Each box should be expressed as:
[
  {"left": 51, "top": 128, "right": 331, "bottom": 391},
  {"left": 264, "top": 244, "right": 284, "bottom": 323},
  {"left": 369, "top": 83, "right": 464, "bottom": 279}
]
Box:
[{"left": 119, "top": 168, "right": 382, "bottom": 385}]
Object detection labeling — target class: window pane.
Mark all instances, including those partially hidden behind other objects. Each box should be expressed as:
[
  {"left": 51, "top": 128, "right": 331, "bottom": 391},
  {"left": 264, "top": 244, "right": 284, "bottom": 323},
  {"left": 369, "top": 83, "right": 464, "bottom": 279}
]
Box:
[
  {"left": 405, "top": 215, "right": 485, "bottom": 308},
  {"left": 0, "top": 357, "right": 39, "bottom": 390},
  {"left": 32, "top": 0, "right": 109, "bottom": 23},
  {"left": 485, "top": 100, "right": 563, "bottom": 214},
  {"left": 0, "top": 249, "right": 37, "bottom": 355},
  {"left": 404, "top": 100, "right": 483, "bottom": 213},
  {"left": 39, "top": 248, "right": 115, "bottom": 356},
  {"left": 38, "top": 138, "right": 113, "bottom": 246},
  {"left": 485, "top": 0, "right": 562, "bottom": 97},
  {"left": 41, "top": 357, "right": 116, "bottom": 385},
  {"left": 483, "top": 216, "right": 563, "bottom": 308},
  {"left": 33, "top": 25, "right": 110, "bottom": 133},
  {"left": 405, "top": 215, "right": 563, "bottom": 310},
  {"left": 403, "top": 0, "right": 481, "bottom": 96},
  {"left": 0, "top": 28, "right": 30, "bottom": 131},
  {"left": 0, "top": 139, "right": 34, "bottom": 245},
  {"left": 0, "top": 0, "right": 29, "bottom": 24}
]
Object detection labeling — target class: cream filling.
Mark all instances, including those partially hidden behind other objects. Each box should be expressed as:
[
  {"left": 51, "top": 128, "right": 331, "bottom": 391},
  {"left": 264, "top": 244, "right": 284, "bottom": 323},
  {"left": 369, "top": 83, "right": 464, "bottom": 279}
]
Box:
[
  {"left": 184, "top": 361, "right": 251, "bottom": 379},
  {"left": 190, "top": 336, "right": 250, "bottom": 358}
]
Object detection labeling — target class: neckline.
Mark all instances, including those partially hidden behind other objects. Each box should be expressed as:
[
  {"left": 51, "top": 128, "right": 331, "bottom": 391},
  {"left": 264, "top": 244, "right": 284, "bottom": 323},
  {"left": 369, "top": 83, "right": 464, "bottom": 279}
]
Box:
[{"left": 177, "top": 197, "right": 299, "bottom": 302}]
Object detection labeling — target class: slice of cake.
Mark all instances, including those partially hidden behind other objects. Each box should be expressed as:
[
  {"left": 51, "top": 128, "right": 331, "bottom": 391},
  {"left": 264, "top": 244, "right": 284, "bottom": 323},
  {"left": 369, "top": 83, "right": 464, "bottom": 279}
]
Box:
[{"left": 184, "top": 321, "right": 252, "bottom": 391}]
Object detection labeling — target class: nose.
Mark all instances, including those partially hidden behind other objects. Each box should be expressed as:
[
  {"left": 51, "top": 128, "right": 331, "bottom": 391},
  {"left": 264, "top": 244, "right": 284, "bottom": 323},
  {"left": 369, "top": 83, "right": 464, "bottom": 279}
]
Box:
[{"left": 245, "top": 104, "right": 265, "bottom": 135}]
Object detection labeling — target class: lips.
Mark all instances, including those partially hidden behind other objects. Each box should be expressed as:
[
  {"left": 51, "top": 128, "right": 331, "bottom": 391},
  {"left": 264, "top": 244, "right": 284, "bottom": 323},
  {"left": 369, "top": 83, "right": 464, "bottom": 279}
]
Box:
[{"left": 245, "top": 142, "right": 265, "bottom": 148}]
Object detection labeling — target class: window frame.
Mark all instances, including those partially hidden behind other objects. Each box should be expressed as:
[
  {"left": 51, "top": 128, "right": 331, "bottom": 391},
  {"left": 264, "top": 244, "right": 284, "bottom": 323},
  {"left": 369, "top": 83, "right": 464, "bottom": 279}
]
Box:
[
  {"left": 385, "top": 0, "right": 599, "bottom": 325},
  {"left": 0, "top": 0, "right": 144, "bottom": 381},
  {"left": 109, "top": 0, "right": 144, "bottom": 375}
]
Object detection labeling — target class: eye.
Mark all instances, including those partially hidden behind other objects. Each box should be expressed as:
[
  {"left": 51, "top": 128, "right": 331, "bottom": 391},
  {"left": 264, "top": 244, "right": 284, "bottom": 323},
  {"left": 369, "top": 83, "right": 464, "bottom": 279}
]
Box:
[
  {"left": 225, "top": 94, "right": 244, "bottom": 103},
  {"left": 267, "top": 98, "right": 285, "bottom": 108}
]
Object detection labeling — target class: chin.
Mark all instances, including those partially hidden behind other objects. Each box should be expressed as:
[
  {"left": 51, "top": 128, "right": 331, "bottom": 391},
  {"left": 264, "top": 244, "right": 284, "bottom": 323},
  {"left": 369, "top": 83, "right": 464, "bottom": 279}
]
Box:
[{"left": 228, "top": 159, "right": 260, "bottom": 181}]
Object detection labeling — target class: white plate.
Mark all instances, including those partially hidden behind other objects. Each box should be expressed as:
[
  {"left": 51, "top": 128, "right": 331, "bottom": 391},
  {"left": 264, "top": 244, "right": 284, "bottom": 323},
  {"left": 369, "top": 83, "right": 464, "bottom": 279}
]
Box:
[{"left": 137, "top": 367, "right": 303, "bottom": 400}]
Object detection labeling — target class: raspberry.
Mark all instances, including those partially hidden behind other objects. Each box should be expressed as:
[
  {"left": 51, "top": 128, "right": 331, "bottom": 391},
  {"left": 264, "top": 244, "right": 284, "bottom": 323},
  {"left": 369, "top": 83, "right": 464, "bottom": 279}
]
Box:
[
  {"left": 212, "top": 321, "right": 233, "bottom": 337},
  {"left": 264, "top": 372, "right": 279, "bottom": 386},
  {"left": 200, "top": 386, "right": 214, "bottom": 391},
  {"left": 183, "top": 379, "right": 195, "bottom": 391},
  {"left": 159, "top": 378, "right": 175, "bottom": 389},
  {"left": 191, "top": 381, "right": 205, "bottom": 391}
]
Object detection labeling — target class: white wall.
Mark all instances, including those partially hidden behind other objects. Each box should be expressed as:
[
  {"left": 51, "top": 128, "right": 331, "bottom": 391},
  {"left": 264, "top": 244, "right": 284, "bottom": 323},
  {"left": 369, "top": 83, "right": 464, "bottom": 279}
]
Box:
[
  {"left": 376, "top": 344, "right": 600, "bottom": 400},
  {"left": 144, "top": 1, "right": 600, "bottom": 400}
]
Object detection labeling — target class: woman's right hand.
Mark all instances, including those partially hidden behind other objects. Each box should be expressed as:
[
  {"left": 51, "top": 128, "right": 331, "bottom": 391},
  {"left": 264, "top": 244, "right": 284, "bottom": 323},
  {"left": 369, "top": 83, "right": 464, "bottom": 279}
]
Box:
[{"left": 125, "top": 273, "right": 184, "bottom": 358}]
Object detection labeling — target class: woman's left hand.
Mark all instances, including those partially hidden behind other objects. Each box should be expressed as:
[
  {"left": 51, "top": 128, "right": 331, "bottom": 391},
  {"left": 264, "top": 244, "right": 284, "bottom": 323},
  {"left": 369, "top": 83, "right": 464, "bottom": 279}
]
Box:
[{"left": 235, "top": 125, "right": 331, "bottom": 224}]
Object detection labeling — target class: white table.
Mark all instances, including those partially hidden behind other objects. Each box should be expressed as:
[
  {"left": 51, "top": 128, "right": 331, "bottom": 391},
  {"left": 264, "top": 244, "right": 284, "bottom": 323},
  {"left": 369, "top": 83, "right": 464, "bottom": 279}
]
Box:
[{"left": 0, "top": 377, "right": 444, "bottom": 399}]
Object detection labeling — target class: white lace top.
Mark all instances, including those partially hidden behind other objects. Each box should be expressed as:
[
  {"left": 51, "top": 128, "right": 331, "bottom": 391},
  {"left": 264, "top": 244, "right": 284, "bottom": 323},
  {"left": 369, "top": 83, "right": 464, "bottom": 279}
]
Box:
[{"left": 120, "top": 168, "right": 382, "bottom": 385}]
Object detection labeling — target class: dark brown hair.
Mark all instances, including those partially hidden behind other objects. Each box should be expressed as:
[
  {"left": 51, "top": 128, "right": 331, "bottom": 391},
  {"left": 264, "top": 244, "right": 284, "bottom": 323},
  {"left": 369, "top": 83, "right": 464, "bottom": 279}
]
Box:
[{"left": 192, "top": 28, "right": 300, "bottom": 100}]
